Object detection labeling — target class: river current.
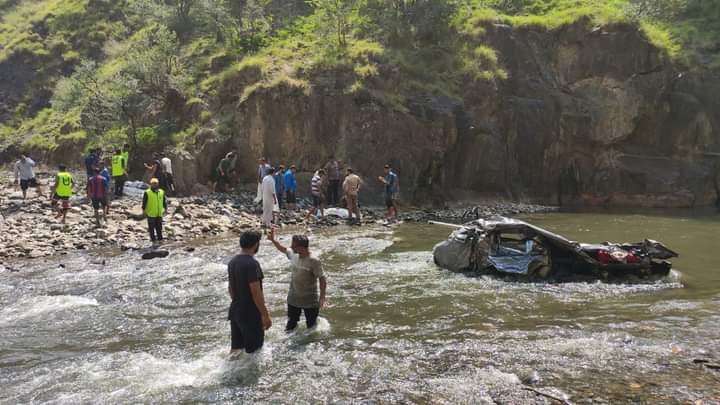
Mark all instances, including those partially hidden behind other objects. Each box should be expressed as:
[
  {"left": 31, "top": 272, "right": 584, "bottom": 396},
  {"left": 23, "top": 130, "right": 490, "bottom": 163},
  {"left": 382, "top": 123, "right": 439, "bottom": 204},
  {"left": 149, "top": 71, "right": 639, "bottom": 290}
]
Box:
[{"left": 1, "top": 211, "right": 719, "bottom": 404}]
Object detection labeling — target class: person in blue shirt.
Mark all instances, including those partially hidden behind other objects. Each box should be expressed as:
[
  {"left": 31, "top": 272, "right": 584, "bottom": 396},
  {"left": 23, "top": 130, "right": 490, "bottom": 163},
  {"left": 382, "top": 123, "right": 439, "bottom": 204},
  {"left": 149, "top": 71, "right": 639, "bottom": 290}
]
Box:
[
  {"left": 274, "top": 165, "right": 286, "bottom": 210},
  {"left": 284, "top": 165, "right": 297, "bottom": 211},
  {"left": 99, "top": 159, "right": 111, "bottom": 183},
  {"left": 377, "top": 164, "right": 399, "bottom": 221},
  {"left": 84, "top": 148, "right": 100, "bottom": 179}
]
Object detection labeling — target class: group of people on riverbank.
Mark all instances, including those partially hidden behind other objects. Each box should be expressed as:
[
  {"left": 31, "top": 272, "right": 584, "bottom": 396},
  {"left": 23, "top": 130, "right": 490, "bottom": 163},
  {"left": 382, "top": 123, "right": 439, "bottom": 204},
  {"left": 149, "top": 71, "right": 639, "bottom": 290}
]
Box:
[
  {"left": 228, "top": 228, "right": 327, "bottom": 354},
  {"left": 12, "top": 146, "right": 173, "bottom": 239},
  {"left": 12, "top": 147, "right": 400, "bottom": 245},
  {"left": 249, "top": 156, "right": 401, "bottom": 228}
]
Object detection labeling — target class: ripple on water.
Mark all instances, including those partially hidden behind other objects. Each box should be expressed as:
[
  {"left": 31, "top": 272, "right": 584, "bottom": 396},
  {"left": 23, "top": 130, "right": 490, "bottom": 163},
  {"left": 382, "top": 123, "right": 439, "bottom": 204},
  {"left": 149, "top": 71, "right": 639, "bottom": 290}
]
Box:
[{"left": 0, "top": 295, "right": 98, "bottom": 326}]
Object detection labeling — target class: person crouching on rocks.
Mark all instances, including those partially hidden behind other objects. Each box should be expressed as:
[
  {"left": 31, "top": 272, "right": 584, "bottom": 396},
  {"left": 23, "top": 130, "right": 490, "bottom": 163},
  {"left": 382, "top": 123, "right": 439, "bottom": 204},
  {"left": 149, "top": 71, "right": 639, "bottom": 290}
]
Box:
[
  {"left": 268, "top": 228, "right": 327, "bottom": 332},
  {"left": 142, "top": 178, "right": 167, "bottom": 243},
  {"left": 51, "top": 164, "right": 74, "bottom": 224}
]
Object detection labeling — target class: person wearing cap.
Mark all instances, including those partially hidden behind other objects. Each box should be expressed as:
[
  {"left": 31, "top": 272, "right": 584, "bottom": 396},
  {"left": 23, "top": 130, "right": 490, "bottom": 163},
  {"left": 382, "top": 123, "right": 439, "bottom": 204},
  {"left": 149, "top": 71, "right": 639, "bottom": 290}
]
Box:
[
  {"left": 142, "top": 178, "right": 167, "bottom": 242},
  {"left": 268, "top": 228, "right": 327, "bottom": 331},
  {"left": 51, "top": 164, "right": 74, "bottom": 224},
  {"left": 378, "top": 164, "right": 399, "bottom": 221},
  {"left": 284, "top": 165, "right": 298, "bottom": 210},
  {"left": 261, "top": 167, "right": 278, "bottom": 228}
]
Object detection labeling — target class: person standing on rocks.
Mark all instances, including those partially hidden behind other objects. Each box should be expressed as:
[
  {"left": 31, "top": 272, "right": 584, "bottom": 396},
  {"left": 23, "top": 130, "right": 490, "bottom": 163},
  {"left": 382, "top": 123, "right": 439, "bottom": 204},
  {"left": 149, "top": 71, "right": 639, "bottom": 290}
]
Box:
[
  {"left": 215, "top": 152, "right": 235, "bottom": 193},
  {"left": 142, "top": 178, "right": 167, "bottom": 243},
  {"left": 14, "top": 154, "right": 43, "bottom": 200},
  {"left": 87, "top": 167, "right": 109, "bottom": 226},
  {"left": 261, "top": 168, "right": 278, "bottom": 228},
  {"left": 324, "top": 156, "right": 341, "bottom": 207},
  {"left": 145, "top": 153, "right": 166, "bottom": 190},
  {"left": 228, "top": 230, "right": 272, "bottom": 354},
  {"left": 122, "top": 143, "right": 130, "bottom": 172},
  {"left": 84, "top": 148, "right": 100, "bottom": 179},
  {"left": 284, "top": 165, "right": 297, "bottom": 211},
  {"left": 306, "top": 169, "right": 326, "bottom": 221},
  {"left": 343, "top": 167, "right": 362, "bottom": 225},
  {"left": 378, "top": 164, "right": 400, "bottom": 221},
  {"left": 268, "top": 228, "right": 326, "bottom": 331},
  {"left": 111, "top": 149, "right": 127, "bottom": 197},
  {"left": 160, "top": 152, "right": 175, "bottom": 194},
  {"left": 51, "top": 164, "right": 74, "bottom": 224},
  {"left": 254, "top": 157, "right": 272, "bottom": 203},
  {"left": 274, "top": 165, "right": 286, "bottom": 210}
]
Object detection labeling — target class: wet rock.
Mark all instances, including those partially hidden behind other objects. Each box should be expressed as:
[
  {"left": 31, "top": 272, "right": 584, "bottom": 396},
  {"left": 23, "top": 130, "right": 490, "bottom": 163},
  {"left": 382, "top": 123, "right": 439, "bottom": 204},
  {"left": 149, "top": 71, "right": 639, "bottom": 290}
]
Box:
[{"left": 141, "top": 250, "right": 170, "bottom": 260}]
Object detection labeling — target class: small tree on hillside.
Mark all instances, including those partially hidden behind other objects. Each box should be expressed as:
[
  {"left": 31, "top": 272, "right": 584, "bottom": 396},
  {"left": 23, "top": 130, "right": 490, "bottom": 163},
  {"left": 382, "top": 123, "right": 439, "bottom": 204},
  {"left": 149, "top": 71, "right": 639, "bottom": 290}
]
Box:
[{"left": 310, "top": 0, "right": 359, "bottom": 50}]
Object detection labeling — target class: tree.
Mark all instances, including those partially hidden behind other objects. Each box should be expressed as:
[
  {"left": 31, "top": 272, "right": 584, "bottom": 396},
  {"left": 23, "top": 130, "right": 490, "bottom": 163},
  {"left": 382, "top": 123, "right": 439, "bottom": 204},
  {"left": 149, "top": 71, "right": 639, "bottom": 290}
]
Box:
[
  {"left": 51, "top": 24, "right": 185, "bottom": 149},
  {"left": 310, "top": 0, "right": 359, "bottom": 50}
]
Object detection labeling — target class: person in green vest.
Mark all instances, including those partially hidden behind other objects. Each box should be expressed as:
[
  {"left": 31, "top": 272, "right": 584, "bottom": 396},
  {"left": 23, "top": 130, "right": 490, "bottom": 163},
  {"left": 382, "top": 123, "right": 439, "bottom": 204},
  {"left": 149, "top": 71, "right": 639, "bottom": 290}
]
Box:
[
  {"left": 50, "top": 164, "right": 74, "bottom": 224},
  {"left": 111, "top": 148, "right": 127, "bottom": 197},
  {"left": 142, "top": 178, "right": 167, "bottom": 242},
  {"left": 122, "top": 143, "right": 130, "bottom": 171}
]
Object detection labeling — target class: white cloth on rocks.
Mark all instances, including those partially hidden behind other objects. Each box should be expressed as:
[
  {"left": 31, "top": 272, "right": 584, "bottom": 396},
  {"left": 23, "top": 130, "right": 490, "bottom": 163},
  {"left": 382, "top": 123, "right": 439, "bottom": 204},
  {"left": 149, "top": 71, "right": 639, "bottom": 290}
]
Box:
[{"left": 261, "top": 175, "right": 277, "bottom": 226}]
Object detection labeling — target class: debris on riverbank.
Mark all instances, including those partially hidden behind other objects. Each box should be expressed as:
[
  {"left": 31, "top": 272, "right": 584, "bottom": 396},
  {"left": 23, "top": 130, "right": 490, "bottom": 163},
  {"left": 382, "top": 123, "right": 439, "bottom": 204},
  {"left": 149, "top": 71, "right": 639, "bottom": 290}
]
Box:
[{"left": 0, "top": 172, "right": 556, "bottom": 259}]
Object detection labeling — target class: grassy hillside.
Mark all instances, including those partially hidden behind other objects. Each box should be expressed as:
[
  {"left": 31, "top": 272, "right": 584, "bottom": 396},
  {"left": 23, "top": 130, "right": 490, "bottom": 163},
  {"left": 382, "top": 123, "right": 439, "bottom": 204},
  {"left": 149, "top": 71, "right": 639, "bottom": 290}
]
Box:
[{"left": 0, "top": 0, "right": 717, "bottom": 157}]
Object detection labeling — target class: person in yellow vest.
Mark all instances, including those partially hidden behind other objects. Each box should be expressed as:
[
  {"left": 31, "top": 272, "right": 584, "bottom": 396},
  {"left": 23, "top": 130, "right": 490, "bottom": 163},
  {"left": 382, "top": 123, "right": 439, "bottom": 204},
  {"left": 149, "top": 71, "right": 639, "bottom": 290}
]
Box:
[
  {"left": 50, "top": 164, "right": 74, "bottom": 224},
  {"left": 122, "top": 143, "right": 130, "bottom": 171},
  {"left": 142, "top": 178, "right": 167, "bottom": 242},
  {"left": 111, "top": 148, "right": 127, "bottom": 197}
]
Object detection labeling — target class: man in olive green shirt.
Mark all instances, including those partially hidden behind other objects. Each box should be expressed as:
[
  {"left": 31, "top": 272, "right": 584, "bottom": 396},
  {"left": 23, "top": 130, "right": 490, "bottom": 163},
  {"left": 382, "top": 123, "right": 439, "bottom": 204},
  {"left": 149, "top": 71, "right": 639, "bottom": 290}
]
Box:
[{"left": 268, "top": 228, "right": 327, "bottom": 331}]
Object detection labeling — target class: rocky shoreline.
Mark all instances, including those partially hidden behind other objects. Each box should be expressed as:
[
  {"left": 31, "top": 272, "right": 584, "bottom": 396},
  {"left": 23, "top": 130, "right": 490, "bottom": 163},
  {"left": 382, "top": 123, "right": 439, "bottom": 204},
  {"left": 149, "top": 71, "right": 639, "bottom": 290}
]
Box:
[{"left": 0, "top": 172, "right": 556, "bottom": 260}]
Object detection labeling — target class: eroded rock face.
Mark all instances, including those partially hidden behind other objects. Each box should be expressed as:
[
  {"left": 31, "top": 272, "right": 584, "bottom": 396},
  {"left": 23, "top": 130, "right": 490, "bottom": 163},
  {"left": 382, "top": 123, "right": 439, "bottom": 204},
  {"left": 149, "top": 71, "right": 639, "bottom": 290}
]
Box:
[{"left": 195, "top": 21, "right": 719, "bottom": 208}]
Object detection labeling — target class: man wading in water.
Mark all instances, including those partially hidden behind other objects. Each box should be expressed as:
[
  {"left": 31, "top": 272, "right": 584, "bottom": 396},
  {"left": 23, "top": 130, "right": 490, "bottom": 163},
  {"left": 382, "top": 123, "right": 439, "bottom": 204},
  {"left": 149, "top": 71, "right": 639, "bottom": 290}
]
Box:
[
  {"left": 268, "top": 228, "right": 327, "bottom": 331},
  {"left": 228, "top": 231, "right": 272, "bottom": 354}
]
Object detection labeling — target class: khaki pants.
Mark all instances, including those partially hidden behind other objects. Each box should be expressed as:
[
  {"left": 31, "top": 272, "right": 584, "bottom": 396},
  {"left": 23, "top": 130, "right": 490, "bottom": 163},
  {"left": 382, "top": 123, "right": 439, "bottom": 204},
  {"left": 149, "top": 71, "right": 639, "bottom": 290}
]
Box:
[{"left": 346, "top": 194, "right": 359, "bottom": 218}]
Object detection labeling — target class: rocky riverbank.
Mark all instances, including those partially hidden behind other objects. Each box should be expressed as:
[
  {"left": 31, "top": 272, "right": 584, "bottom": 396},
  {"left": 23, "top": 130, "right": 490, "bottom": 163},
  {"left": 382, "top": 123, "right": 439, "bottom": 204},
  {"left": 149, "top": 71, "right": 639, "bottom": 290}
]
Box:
[{"left": 0, "top": 172, "right": 556, "bottom": 259}]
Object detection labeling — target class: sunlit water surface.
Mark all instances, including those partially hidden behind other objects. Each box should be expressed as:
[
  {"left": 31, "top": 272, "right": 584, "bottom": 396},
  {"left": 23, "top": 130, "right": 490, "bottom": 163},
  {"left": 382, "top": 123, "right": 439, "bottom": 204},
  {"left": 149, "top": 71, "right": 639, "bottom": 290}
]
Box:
[{"left": 2, "top": 211, "right": 720, "bottom": 404}]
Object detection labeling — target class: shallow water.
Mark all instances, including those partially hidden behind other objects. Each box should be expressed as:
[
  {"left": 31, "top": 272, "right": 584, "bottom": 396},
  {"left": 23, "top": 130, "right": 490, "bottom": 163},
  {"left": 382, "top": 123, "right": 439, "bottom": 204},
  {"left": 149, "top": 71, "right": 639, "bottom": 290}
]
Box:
[{"left": 1, "top": 211, "right": 720, "bottom": 404}]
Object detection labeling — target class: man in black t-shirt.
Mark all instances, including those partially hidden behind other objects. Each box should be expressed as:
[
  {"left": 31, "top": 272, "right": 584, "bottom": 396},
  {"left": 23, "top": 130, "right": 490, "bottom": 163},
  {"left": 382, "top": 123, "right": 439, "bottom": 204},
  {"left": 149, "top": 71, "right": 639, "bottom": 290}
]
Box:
[{"left": 228, "top": 230, "right": 272, "bottom": 354}]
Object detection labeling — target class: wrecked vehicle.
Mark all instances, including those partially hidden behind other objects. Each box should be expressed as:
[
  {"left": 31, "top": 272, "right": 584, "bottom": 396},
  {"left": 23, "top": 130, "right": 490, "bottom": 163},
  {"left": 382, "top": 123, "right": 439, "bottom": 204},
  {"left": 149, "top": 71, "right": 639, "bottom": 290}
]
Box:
[{"left": 432, "top": 217, "right": 678, "bottom": 281}]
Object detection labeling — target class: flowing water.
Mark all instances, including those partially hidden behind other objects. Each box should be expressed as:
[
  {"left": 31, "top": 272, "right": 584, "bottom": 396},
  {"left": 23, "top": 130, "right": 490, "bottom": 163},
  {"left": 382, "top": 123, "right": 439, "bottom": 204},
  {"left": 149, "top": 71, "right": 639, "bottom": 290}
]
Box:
[{"left": 1, "top": 211, "right": 720, "bottom": 404}]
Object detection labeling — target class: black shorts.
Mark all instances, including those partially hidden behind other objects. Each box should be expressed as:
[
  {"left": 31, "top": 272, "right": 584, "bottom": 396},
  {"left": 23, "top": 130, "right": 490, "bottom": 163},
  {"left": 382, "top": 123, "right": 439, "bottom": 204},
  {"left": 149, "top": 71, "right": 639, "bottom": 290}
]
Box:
[
  {"left": 91, "top": 197, "right": 108, "bottom": 210},
  {"left": 230, "top": 318, "right": 264, "bottom": 353},
  {"left": 286, "top": 191, "right": 296, "bottom": 204},
  {"left": 312, "top": 195, "right": 322, "bottom": 208},
  {"left": 20, "top": 178, "right": 38, "bottom": 191}
]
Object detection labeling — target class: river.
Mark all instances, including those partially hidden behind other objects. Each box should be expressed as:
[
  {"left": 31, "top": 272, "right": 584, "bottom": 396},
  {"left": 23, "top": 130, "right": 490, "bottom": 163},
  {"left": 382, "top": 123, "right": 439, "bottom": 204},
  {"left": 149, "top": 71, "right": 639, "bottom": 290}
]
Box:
[{"left": 1, "top": 211, "right": 719, "bottom": 404}]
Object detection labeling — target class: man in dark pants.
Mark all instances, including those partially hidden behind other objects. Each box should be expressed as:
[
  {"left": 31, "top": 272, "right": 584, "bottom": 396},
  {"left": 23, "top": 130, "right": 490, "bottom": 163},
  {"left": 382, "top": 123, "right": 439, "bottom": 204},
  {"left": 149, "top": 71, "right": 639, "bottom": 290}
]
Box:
[
  {"left": 268, "top": 228, "right": 327, "bottom": 331},
  {"left": 228, "top": 231, "right": 272, "bottom": 354},
  {"left": 111, "top": 149, "right": 127, "bottom": 197},
  {"left": 324, "top": 156, "right": 341, "bottom": 206},
  {"left": 142, "top": 178, "right": 166, "bottom": 242}
]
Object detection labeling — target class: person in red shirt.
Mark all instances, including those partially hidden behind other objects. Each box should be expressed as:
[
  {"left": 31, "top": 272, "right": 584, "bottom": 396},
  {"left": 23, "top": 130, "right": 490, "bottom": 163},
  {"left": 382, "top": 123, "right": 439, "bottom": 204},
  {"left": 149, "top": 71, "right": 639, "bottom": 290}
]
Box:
[{"left": 87, "top": 167, "right": 109, "bottom": 226}]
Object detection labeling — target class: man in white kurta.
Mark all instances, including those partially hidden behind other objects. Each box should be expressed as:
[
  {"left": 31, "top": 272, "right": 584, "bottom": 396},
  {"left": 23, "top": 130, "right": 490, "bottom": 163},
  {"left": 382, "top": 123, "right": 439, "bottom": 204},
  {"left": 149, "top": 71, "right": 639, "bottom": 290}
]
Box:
[{"left": 261, "top": 172, "right": 277, "bottom": 227}]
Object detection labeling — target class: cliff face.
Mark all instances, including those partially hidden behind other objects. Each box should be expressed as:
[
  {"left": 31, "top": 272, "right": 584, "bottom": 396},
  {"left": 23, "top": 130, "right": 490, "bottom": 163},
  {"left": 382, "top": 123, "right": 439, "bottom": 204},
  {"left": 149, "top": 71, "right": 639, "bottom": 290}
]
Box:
[{"left": 178, "top": 21, "right": 719, "bottom": 207}]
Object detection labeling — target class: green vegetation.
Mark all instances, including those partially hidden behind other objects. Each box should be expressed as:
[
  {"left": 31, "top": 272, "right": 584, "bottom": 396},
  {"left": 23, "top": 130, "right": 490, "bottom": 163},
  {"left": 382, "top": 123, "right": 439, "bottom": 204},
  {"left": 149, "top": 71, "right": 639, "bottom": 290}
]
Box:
[{"left": 0, "top": 0, "right": 718, "bottom": 156}]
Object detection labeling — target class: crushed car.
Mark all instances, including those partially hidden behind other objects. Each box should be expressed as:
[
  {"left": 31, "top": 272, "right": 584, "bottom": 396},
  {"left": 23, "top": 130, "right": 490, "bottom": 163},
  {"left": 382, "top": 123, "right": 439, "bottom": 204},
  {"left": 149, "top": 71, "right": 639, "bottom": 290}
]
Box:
[{"left": 432, "top": 216, "right": 678, "bottom": 281}]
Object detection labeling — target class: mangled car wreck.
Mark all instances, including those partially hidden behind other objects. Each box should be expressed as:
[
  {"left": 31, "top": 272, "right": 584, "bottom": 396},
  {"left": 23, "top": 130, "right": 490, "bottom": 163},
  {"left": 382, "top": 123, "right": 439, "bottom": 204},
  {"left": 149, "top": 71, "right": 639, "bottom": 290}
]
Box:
[{"left": 432, "top": 217, "right": 678, "bottom": 281}]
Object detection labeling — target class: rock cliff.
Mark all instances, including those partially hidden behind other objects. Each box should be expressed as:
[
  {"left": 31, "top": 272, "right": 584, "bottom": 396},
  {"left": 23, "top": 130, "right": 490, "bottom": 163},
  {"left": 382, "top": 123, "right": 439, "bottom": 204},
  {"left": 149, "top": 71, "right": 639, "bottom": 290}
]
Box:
[{"left": 177, "top": 20, "right": 718, "bottom": 208}]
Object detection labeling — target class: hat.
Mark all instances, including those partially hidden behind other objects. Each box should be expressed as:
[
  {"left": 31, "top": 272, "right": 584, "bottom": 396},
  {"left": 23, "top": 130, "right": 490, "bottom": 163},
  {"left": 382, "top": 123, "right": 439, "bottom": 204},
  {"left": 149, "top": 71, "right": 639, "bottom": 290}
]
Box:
[{"left": 150, "top": 178, "right": 159, "bottom": 185}]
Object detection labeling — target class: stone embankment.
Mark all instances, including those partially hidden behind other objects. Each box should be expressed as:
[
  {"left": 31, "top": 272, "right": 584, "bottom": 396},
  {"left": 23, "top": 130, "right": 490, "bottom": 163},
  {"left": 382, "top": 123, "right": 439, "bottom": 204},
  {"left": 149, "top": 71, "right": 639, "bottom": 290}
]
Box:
[{"left": 0, "top": 172, "right": 555, "bottom": 259}]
